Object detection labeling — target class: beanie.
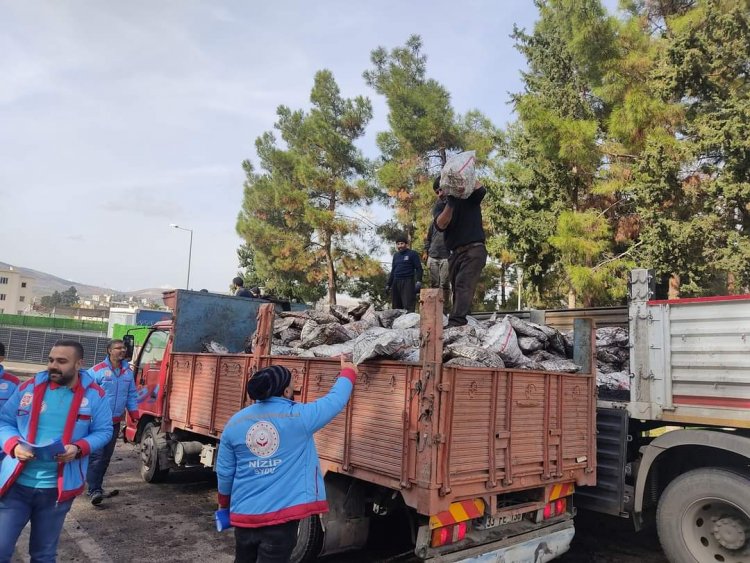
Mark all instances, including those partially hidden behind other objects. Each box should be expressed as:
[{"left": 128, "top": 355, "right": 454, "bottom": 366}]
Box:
[{"left": 246, "top": 365, "right": 292, "bottom": 401}]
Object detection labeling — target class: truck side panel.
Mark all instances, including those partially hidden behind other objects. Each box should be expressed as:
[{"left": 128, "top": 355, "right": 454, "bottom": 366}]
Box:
[
  {"left": 629, "top": 288, "right": 750, "bottom": 427},
  {"left": 167, "top": 353, "right": 252, "bottom": 436},
  {"left": 268, "top": 357, "right": 415, "bottom": 488},
  {"left": 440, "top": 368, "right": 596, "bottom": 497}
]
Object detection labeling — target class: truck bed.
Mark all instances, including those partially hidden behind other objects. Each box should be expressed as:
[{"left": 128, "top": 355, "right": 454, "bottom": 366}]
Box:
[{"left": 163, "top": 294, "right": 597, "bottom": 516}]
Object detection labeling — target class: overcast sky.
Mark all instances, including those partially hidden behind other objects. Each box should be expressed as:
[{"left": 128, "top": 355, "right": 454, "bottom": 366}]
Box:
[{"left": 0, "top": 0, "right": 619, "bottom": 293}]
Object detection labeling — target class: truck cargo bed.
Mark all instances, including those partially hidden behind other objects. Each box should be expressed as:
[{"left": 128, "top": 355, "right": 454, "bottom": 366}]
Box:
[{"left": 163, "top": 292, "right": 597, "bottom": 516}]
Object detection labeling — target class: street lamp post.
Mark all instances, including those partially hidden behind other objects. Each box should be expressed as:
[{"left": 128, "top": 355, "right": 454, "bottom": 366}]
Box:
[{"left": 169, "top": 224, "right": 193, "bottom": 289}]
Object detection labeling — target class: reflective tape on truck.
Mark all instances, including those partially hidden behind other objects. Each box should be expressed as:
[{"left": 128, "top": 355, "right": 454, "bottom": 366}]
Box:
[
  {"left": 429, "top": 499, "right": 485, "bottom": 530},
  {"left": 548, "top": 482, "right": 575, "bottom": 501}
]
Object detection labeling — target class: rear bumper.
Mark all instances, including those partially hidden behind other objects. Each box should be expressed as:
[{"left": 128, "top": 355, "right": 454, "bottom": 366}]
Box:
[{"left": 426, "top": 520, "right": 574, "bottom": 563}]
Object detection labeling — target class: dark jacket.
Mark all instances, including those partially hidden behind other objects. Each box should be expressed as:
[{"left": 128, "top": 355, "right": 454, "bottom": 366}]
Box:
[
  {"left": 387, "top": 249, "right": 423, "bottom": 286},
  {"left": 425, "top": 223, "right": 450, "bottom": 259},
  {"left": 434, "top": 187, "right": 486, "bottom": 251}
]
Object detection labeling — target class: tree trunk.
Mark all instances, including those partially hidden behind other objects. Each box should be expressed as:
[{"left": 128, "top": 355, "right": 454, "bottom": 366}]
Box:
[
  {"left": 500, "top": 268, "right": 507, "bottom": 307},
  {"left": 567, "top": 288, "right": 576, "bottom": 309},
  {"left": 324, "top": 232, "right": 336, "bottom": 305},
  {"left": 668, "top": 274, "right": 680, "bottom": 300},
  {"left": 727, "top": 271, "right": 736, "bottom": 294}
]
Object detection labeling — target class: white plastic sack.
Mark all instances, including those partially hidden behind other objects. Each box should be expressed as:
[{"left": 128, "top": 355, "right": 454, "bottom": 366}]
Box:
[
  {"left": 446, "top": 344, "right": 505, "bottom": 368},
  {"left": 597, "top": 370, "right": 630, "bottom": 390},
  {"left": 482, "top": 316, "right": 525, "bottom": 366},
  {"left": 308, "top": 342, "right": 355, "bottom": 360},
  {"left": 440, "top": 151, "right": 477, "bottom": 199},
  {"left": 392, "top": 312, "right": 421, "bottom": 330},
  {"left": 352, "top": 328, "right": 418, "bottom": 365}
]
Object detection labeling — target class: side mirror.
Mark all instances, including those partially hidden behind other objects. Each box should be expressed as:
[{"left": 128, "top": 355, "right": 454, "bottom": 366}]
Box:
[{"left": 123, "top": 335, "right": 135, "bottom": 361}]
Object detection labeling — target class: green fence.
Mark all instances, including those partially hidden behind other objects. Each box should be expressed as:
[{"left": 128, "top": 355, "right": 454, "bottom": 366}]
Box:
[{"left": 0, "top": 313, "right": 107, "bottom": 332}]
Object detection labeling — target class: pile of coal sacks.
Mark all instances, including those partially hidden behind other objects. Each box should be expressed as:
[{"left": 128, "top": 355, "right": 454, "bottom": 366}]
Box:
[{"left": 256, "top": 304, "right": 630, "bottom": 397}]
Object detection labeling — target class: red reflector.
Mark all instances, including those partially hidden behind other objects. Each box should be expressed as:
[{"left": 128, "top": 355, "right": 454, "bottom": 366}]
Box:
[
  {"left": 555, "top": 498, "right": 566, "bottom": 515},
  {"left": 456, "top": 521, "right": 467, "bottom": 541},
  {"left": 439, "top": 527, "right": 450, "bottom": 545},
  {"left": 431, "top": 526, "right": 451, "bottom": 547},
  {"left": 543, "top": 503, "right": 553, "bottom": 519}
]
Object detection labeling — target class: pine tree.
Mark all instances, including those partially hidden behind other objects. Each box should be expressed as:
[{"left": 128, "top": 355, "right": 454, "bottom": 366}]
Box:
[
  {"left": 364, "top": 36, "right": 500, "bottom": 245},
  {"left": 654, "top": 0, "right": 750, "bottom": 293},
  {"left": 492, "top": 0, "right": 630, "bottom": 307},
  {"left": 618, "top": 0, "right": 750, "bottom": 295},
  {"left": 236, "top": 70, "right": 378, "bottom": 304}
]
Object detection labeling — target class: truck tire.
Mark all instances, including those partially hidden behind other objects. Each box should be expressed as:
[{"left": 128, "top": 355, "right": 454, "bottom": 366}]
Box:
[
  {"left": 289, "top": 516, "right": 324, "bottom": 563},
  {"left": 140, "top": 423, "right": 170, "bottom": 483},
  {"left": 657, "top": 468, "right": 750, "bottom": 563}
]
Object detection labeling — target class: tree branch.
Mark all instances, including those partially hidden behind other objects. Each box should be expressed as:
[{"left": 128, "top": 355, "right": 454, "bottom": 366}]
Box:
[{"left": 593, "top": 241, "right": 643, "bottom": 271}]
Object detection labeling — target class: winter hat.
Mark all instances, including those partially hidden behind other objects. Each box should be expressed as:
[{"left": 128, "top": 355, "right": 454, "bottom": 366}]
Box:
[{"left": 247, "top": 365, "right": 292, "bottom": 401}]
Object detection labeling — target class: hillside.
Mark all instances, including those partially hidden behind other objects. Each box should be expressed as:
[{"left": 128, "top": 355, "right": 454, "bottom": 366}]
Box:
[{"left": 0, "top": 261, "right": 169, "bottom": 299}]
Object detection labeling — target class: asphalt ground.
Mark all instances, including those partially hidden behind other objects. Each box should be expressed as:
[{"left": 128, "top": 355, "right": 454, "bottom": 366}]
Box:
[{"left": 9, "top": 441, "right": 668, "bottom": 563}]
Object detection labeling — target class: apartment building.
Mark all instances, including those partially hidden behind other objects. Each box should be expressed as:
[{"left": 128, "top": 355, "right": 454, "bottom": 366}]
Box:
[{"left": 0, "top": 268, "right": 34, "bottom": 315}]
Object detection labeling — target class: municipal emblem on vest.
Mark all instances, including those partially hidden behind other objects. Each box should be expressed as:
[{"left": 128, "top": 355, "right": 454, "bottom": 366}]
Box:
[
  {"left": 81, "top": 397, "right": 89, "bottom": 408},
  {"left": 0, "top": 382, "right": 8, "bottom": 390},
  {"left": 20, "top": 393, "right": 33, "bottom": 407},
  {"left": 246, "top": 421, "right": 280, "bottom": 458}
]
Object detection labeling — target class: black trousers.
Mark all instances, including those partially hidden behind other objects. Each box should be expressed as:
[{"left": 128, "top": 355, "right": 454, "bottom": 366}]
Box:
[
  {"left": 448, "top": 243, "right": 487, "bottom": 326},
  {"left": 234, "top": 520, "right": 299, "bottom": 563},
  {"left": 391, "top": 277, "right": 416, "bottom": 312}
]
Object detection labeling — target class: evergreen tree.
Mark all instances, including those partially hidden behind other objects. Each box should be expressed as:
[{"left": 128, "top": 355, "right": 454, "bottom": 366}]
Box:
[
  {"left": 652, "top": 0, "right": 750, "bottom": 293},
  {"left": 492, "top": 0, "right": 631, "bottom": 307},
  {"left": 236, "top": 70, "right": 379, "bottom": 305},
  {"left": 364, "top": 35, "right": 500, "bottom": 246}
]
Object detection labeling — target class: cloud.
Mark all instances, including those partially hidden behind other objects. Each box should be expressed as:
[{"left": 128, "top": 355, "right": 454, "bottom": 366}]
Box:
[{"left": 1, "top": 0, "right": 557, "bottom": 292}]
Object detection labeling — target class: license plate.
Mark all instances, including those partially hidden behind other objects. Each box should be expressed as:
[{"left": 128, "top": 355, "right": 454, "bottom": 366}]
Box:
[{"left": 478, "top": 512, "right": 523, "bottom": 529}]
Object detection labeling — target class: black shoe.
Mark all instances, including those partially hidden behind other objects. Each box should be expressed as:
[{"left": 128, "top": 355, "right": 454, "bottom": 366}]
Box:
[{"left": 90, "top": 491, "right": 104, "bottom": 506}]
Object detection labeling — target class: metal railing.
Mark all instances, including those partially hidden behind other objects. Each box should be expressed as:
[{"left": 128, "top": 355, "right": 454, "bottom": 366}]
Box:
[{"left": 0, "top": 327, "right": 110, "bottom": 369}]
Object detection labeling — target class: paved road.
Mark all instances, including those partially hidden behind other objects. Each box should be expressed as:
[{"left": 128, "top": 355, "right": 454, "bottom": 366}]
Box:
[{"left": 11, "top": 442, "right": 668, "bottom": 562}]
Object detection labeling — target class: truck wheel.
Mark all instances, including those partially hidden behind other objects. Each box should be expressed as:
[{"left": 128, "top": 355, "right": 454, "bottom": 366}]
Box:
[
  {"left": 289, "top": 516, "right": 323, "bottom": 563},
  {"left": 140, "top": 423, "right": 170, "bottom": 483},
  {"left": 657, "top": 468, "right": 750, "bottom": 563}
]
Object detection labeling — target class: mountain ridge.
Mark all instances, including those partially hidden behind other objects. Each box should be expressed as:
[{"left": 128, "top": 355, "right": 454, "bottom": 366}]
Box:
[{"left": 0, "top": 261, "right": 170, "bottom": 300}]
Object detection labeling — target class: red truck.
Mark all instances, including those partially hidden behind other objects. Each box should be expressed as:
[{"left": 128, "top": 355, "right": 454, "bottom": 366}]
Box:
[{"left": 124, "top": 288, "right": 597, "bottom": 562}]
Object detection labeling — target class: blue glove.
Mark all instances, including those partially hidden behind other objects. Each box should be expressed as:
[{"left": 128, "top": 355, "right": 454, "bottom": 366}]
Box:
[{"left": 415, "top": 282, "right": 422, "bottom": 293}]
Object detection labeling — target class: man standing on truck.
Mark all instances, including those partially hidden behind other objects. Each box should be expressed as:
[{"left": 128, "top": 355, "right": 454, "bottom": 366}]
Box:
[
  {"left": 216, "top": 357, "right": 358, "bottom": 563},
  {"left": 86, "top": 339, "right": 139, "bottom": 506},
  {"left": 386, "top": 234, "right": 423, "bottom": 312},
  {"left": 0, "top": 340, "right": 112, "bottom": 562},
  {"left": 425, "top": 183, "right": 451, "bottom": 312},
  {"left": 433, "top": 176, "right": 488, "bottom": 327},
  {"left": 232, "top": 277, "right": 254, "bottom": 298}
]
